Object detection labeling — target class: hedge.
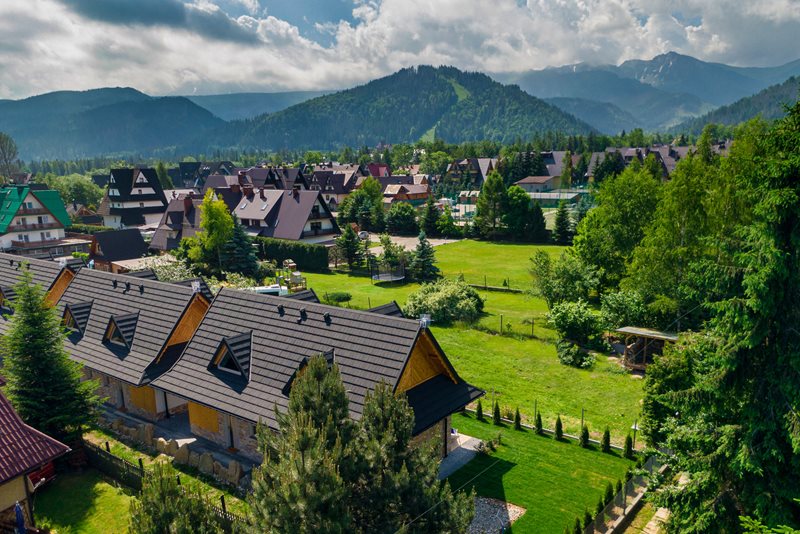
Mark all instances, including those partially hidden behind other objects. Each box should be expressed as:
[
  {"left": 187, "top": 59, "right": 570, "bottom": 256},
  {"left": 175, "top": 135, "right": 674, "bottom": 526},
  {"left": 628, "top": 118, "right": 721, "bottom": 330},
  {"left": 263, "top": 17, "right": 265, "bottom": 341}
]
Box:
[
  {"left": 254, "top": 237, "right": 329, "bottom": 272},
  {"left": 67, "top": 223, "right": 115, "bottom": 234}
]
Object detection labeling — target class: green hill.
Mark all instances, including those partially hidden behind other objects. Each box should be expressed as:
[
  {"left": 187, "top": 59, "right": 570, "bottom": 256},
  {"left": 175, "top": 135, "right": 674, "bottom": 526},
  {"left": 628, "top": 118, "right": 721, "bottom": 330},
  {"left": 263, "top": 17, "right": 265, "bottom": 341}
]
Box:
[
  {"left": 218, "top": 66, "right": 594, "bottom": 150},
  {"left": 672, "top": 76, "right": 800, "bottom": 134}
]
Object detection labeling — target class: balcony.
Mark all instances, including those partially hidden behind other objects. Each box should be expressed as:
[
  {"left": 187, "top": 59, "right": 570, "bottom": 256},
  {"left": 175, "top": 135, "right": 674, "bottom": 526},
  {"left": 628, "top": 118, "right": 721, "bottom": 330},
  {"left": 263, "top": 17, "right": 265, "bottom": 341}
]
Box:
[
  {"left": 8, "top": 221, "right": 61, "bottom": 231},
  {"left": 16, "top": 207, "right": 49, "bottom": 215},
  {"left": 10, "top": 237, "right": 62, "bottom": 249}
]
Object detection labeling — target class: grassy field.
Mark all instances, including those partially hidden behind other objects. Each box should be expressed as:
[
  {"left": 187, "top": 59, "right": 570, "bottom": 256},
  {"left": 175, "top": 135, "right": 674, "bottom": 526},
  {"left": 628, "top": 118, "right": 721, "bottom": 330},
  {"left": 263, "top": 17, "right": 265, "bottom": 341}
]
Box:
[
  {"left": 35, "top": 470, "right": 134, "bottom": 534},
  {"left": 304, "top": 240, "right": 643, "bottom": 442},
  {"left": 448, "top": 413, "right": 634, "bottom": 533}
]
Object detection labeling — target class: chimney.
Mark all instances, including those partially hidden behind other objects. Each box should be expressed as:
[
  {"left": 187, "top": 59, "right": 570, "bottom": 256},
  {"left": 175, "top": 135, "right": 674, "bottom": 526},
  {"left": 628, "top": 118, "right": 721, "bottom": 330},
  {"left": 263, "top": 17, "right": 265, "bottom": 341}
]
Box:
[
  {"left": 292, "top": 188, "right": 299, "bottom": 199},
  {"left": 238, "top": 170, "right": 247, "bottom": 186},
  {"left": 183, "top": 196, "right": 192, "bottom": 215},
  {"left": 259, "top": 188, "right": 266, "bottom": 200}
]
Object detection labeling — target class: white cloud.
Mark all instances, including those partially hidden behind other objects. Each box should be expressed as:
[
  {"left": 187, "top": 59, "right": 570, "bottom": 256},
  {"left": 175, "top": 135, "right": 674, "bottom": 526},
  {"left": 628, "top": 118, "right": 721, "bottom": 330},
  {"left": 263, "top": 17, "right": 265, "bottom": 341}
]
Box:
[{"left": 0, "top": 0, "right": 796, "bottom": 99}]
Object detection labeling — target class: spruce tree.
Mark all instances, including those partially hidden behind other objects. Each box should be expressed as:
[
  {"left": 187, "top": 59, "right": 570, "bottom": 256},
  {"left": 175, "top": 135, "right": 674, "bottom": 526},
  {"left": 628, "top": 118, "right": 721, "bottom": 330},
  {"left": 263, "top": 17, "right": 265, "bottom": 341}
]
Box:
[
  {"left": 527, "top": 201, "right": 548, "bottom": 243},
  {"left": 220, "top": 215, "right": 258, "bottom": 277},
  {"left": 514, "top": 407, "right": 521, "bottom": 430},
  {"left": 601, "top": 427, "right": 611, "bottom": 453},
  {"left": 155, "top": 161, "right": 173, "bottom": 189},
  {"left": 474, "top": 170, "right": 507, "bottom": 240},
  {"left": 335, "top": 224, "right": 363, "bottom": 269},
  {"left": 561, "top": 151, "right": 574, "bottom": 189},
  {"left": 555, "top": 415, "right": 563, "bottom": 440},
  {"left": 476, "top": 399, "right": 484, "bottom": 421},
  {"left": 604, "top": 481, "right": 615, "bottom": 504},
  {"left": 420, "top": 196, "right": 439, "bottom": 237},
  {"left": 492, "top": 400, "right": 501, "bottom": 425},
  {"left": 553, "top": 200, "right": 573, "bottom": 245},
  {"left": 579, "top": 424, "right": 590, "bottom": 448},
  {"left": 623, "top": 434, "right": 633, "bottom": 459},
  {"left": 409, "top": 232, "right": 440, "bottom": 282},
  {"left": 535, "top": 411, "right": 543, "bottom": 434},
  {"left": 1, "top": 268, "right": 99, "bottom": 440}
]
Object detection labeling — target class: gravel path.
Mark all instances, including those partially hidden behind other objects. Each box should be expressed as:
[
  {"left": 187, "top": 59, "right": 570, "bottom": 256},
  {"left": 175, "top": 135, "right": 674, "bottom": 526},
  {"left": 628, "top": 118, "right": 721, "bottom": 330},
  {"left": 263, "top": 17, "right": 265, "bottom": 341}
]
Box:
[{"left": 468, "top": 497, "right": 526, "bottom": 533}]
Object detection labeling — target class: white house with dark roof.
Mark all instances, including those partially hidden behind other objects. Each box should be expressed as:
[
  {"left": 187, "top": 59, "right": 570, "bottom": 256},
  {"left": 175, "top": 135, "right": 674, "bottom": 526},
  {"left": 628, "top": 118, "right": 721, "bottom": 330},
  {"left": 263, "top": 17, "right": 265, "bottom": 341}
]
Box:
[{"left": 98, "top": 168, "right": 169, "bottom": 228}]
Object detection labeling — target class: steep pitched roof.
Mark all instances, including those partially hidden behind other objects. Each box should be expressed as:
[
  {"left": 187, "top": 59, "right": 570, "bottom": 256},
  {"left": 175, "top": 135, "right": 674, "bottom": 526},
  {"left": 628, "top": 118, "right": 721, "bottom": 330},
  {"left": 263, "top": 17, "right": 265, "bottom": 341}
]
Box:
[
  {"left": 0, "top": 185, "right": 71, "bottom": 233},
  {"left": 367, "top": 301, "right": 405, "bottom": 318},
  {"left": 57, "top": 269, "right": 202, "bottom": 385},
  {"left": 92, "top": 229, "right": 148, "bottom": 262},
  {"left": 0, "top": 392, "right": 70, "bottom": 484},
  {"left": 235, "top": 190, "right": 337, "bottom": 240},
  {"left": 154, "top": 289, "right": 479, "bottom": 434},
  {"left": 0, "top": 253, "right": 64, "bottom": 299},
  {"left": 108, "top": 168, "right": 168, "bottom": 205},
  {"left": 281, "top": 289, "right": 320, "bottom": 303},
  {"left": 150, "top": 197, "right": 202, "bottom": 251}
]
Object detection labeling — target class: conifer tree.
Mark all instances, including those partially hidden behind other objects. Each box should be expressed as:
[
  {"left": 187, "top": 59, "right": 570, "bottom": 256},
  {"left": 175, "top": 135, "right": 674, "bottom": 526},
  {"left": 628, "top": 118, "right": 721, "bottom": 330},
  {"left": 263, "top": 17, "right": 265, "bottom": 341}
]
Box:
[
  {"left": 420, "top": 196, "right": 439, "bottom": 237},
  {"left": 604, "top": 482, "right": 615, "bottom": 504},
  {"left": 553, "top": 200, "right": 573, "bottom": 245},
  {"left": 555, "top": 415, "right": 563, "bottom": 440},
  {"left": 155, "top": 161, "right": 173, "bottom": 189},
  {"left": 579, "top": 424, "right": 590, "bottom": 448},
  {"left": 492, "top": 400, "right": 502, "bottom": 425},
  {"left": 561, "top": 151, "right": 574, "bottom": 189},
  {"left": 1, "top": 268, "right": 99, "bottom": 439},
  {"left": 476, "top": 399, "right": 484, "bottom": 421},
  {"left": 572, "top": 516, "right": 582, "bottom": 534},
  {"left": 220, "top": 215, "right": 258, "bottom": 277},
  {"left": 535, "top": 411, "right": 543, "bottom": 434},
  {"left": 409, "top": 232, "right": 440, "bottom": 282},
  {"left": 527, "top": 201, "right": 548, "bottom": 243},
  {"left": 514, "top": 407, "right": 521, "bottom": 430},
  {"left": 583, "top": 509, "right": 593, "bottom": 529},
  {"left": 475, "top": 170, "right": 507, "bottom": 240},
  {"left": 336, "top": 225, "right": 363, "bottom": 268},
  {"left": 601, "top": 427, "right": 611, "bottom": 453},
  {"left": 623, "top": 434, "right": 633, "bottom": 459}
]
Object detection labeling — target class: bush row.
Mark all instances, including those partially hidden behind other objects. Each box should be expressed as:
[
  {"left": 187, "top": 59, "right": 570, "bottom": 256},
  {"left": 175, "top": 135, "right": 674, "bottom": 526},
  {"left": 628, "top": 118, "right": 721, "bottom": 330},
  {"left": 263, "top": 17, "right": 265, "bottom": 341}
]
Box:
[
  {"left": 253, "top": 237, "right": 329, "bottom": 272},
  {"left": 67, "top": 223, "right": 115, "bottom": 234}
]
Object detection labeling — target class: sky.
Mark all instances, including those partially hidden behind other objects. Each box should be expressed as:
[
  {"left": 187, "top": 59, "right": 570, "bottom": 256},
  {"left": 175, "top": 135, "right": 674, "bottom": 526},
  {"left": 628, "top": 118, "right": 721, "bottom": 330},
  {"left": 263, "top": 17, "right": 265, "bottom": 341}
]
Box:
[{"left": 0, "top": 0, "right": 798, "bottom": 99}]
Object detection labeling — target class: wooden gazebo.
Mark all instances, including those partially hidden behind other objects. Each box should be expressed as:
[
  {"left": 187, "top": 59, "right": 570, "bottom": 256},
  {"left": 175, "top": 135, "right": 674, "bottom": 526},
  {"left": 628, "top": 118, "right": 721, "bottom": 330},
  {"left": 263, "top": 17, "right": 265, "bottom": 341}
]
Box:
[{"left": 615, "top": 326, "right": 678, "bottom": 371}]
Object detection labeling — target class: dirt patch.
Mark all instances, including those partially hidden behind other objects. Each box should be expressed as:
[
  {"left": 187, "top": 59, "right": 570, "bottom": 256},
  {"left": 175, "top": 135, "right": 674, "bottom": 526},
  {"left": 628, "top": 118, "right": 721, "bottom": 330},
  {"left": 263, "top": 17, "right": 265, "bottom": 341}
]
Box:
[{"left": 468, "top": 496, "right": 526, "bottom": 533}]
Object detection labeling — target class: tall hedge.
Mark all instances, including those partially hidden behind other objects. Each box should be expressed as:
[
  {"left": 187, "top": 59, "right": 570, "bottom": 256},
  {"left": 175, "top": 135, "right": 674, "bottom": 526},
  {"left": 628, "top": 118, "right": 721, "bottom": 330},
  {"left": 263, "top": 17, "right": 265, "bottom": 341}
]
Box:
[
  {"left": 66, "top": 223, "right": 115, "bottom": 235},
  {"left": 254, "top": 237, "right": 329, "bottom": 272}
]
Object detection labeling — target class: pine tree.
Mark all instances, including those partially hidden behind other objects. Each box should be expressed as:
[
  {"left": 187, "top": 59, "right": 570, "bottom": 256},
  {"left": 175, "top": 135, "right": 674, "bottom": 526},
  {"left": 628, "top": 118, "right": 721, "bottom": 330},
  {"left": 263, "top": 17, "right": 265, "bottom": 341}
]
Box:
[
  {"left": 474, "top": 170, "right": 507, "bottom": 240},
  {"left": 579, "top": 425, "right": 590, "bottom": 448},
  {"left": 129, "top": 462, "right": 224, "bottom": 533},
  {"left": 527, "top": 201, "right": 548, "bottom": 243},
  {"left": 514, "top": 407, "right": 521, "bottom": 430},
  {"left": 553, "top": 200, "right": 573, "bottom": 245},
  {"left": 492, "top": 400, "right": 501, "bottom": 425},
  {"left": 623, "top": 434, "right": 633, "bottom": 459},
  {"left": 476, "top": 399, "right": 484, "bottom": 421},
  {"left": 409, "top": 232, "right": 440, "bottom": 282},
  {"left": 601, "top": 427, "right": 611, "bottom": 453},
  {"left": 535, "top": 411, "right": 543, "bottom": 435},
  {"left": 336, "top": 225, "right": 363, "bottom": 269},
  {"left": 555, "top": 415, "right": 563, "bottom": 440},
  {"left": 220, "top": 215, "right": 258, "bottom": 277},
  {"left": 1, "top": 267, "right": 100, "bottom": 440},
  {"left": 420, "top": 196, "right": 439, "bottom": 237}
]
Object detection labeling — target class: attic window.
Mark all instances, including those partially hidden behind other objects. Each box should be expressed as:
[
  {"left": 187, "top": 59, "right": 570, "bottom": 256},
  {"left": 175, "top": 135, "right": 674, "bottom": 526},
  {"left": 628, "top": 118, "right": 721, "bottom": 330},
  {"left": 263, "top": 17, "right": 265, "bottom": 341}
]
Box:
[
  {"left": 104, "top": 313, "right": 138, "bottom": 349},
  {"left": 239, "top": 202, "right": 247, "bottom": 210},
  {"left": 135, "top": 173, "right": 147, "bottom": 184},
  {"left": 62, "top": 301, "right": 92, "bottom": 335},
  {"left": 209, "top": 332, "right": 252, "bottom": 381}
]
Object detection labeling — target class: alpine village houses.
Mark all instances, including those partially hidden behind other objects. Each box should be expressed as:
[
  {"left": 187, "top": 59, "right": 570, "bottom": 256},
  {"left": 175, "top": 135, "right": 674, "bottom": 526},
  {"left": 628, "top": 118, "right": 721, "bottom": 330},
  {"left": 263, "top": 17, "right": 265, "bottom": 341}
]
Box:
[{"left": 0, "top": 254, "right": 483, "bottom": 470}]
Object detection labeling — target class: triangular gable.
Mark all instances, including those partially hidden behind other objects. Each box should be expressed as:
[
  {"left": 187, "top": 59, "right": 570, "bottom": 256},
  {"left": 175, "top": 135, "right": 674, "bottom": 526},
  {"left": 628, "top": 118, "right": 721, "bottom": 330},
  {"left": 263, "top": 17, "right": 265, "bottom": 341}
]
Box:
[
  {"left": 209, "top": 332, "right": 252, "bottom": 380},
  {"left": 282, "top": 349, "right": 335, "bottom": 395},
  {"left": 0, "top": 286, "right": 16, "bottom": 308},
  {"left": 63, "top": 301, "right": 92, "bottom": 335},
  {"left": 104, "top": 312, "right": 139, "bottom": 349}
]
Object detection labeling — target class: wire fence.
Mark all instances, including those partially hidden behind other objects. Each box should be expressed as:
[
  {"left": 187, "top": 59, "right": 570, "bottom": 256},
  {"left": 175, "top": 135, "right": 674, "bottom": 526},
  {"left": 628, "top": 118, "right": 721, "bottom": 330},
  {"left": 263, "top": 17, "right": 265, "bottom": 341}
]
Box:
[{"left": 82, "top": 440, "right": 247, "bottom": 531}]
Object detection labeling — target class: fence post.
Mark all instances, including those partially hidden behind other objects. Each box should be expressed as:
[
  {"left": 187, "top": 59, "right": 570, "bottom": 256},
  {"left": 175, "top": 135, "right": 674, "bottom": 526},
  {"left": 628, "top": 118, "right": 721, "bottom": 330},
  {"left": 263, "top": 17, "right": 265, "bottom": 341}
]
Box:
[
  {"left": 138, "top": 458, "right": 144, "bottom": 476},
  {"left": 105, "top": 441, "right": 111, "bottom": 453},
  {"left": 500, "top": 314, "right": 503, "bottom": 334},
  {"left": 220, "top": 495, "right": 227, "bottom": 514},
  {"left": 368, "top": 297, "right": 371, "bottom": 309}
]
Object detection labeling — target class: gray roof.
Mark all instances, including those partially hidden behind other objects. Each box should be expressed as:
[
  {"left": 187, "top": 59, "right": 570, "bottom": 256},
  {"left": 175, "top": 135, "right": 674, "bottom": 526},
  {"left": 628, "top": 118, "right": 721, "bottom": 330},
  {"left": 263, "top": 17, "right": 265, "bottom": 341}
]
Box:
[
  {"left": 615, "top": 326, "right": 679, "bottom": 342},
  {"left": 281, "top": 289, "right": 320, "bottom": 303},
  {"left": 154, "top": 288, "right": 472, "bottom": 432},
  {"left": 58, "top": 269, "right": 202, "bottom": 385},
  {"left": 367, "top": 301, "right": 405, "bottom": 318},
  {"left": 0, "top": 253, "right": 66, "bottom": 335}
]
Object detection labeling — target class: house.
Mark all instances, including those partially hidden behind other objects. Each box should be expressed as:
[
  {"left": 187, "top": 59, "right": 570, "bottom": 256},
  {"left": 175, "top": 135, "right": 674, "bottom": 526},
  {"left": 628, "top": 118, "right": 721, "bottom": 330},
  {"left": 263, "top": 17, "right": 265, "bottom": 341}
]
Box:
[
  {"left": 307, "top": 171, "right": 358, "bottom": 210},
  {"left": 57, "top": 269, "right": 211, "bottom": 422},
  {"left": 89, "top": 229, "right": 149, "bottom": 273},
  {"left": 97, "top": 168, "right": 169, "bottom": 229},
  {"left": 233, "top": 189, "right": 339, "bottom": 243},
  {"left": 0, "top": 184, "right": 90, "bottom": 258},
  {"left": 367, "top": 162, "right": 391, "bottom": 178},
  {"left": 152, "top": 288, "right": 484, "bottom": 460},
  {"left": 91, "top": 174, "right": 110, "bottom": 189},
  {"left": 514, "top": 175, "right": 560, "bottom": 193},
  {"left": 458, "top": 191, "right": 480, "bottom": 204},
  {"left": 383, "top": 183, "right": 431, "bottom": 207},
  {"left": 174, "top": 162, "right": 236, "bottom": 189},
  {"left": 0, "top": 391, "right": 70, "bottom": 529},
  {"left": 443, "top": 158, "right": 498, "bottom": 188},
  {"left": 237, "top": 166, "right": 308, "bottom": 190},
  {"left": 150, "top": 196, "right": 202, "bottom": 252}
]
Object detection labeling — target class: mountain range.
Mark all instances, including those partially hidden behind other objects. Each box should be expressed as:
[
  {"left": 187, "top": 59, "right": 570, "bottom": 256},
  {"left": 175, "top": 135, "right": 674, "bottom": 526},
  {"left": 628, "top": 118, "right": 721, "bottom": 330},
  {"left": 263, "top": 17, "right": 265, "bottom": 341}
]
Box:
[{"left": 1, "top": 52, "right": 798, "bottom": 160}]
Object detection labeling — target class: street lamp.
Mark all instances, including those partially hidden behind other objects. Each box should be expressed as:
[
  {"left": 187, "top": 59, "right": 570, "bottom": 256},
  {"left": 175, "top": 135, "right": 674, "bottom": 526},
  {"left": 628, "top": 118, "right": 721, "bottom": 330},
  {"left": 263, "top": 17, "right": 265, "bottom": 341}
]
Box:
[{"left": 631, "top": 420, "right": 639, "bottom": 449}]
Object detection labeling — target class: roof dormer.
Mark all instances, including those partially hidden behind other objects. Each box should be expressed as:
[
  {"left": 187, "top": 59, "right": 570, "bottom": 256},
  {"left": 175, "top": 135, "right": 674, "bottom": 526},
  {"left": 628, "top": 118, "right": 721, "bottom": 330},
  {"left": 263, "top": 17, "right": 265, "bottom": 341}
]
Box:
[
  {"left": 63, "top": 301, "right": 93, "bottom": 335},
  {"left": 209, "top": 332, "right": 252, "bottom": 381},
  {"left": 104, "top": 312, "right": 139, "bottom": 349}
]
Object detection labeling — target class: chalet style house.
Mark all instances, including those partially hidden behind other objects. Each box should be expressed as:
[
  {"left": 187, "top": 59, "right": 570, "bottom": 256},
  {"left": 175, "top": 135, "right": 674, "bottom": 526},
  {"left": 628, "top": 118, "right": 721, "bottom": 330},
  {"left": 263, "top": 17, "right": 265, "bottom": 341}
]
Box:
[
  {"left": 0, "top": 392, "right": 69, "bottom": 528},
  {"left": 98, "top": 168, "right": 169, "bottom": 228},
  {"left": 0, "top": 184, "right": 88, "bottom": 258},
  {"left": 234, "top": 189, "right": 339, "bottom": 243},
  {"left": 443, "top": 158, "right": 498, "bottom": 188},
  {"left": 150, "top": 196, "right": 202, "bottom": 252}
]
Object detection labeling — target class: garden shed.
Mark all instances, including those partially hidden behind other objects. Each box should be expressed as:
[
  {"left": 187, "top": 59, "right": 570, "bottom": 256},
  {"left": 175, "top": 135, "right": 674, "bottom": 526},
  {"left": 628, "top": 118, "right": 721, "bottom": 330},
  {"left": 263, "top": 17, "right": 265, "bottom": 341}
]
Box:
[{"left": 615, "top": 326, "right": 678, "bottom": 371}]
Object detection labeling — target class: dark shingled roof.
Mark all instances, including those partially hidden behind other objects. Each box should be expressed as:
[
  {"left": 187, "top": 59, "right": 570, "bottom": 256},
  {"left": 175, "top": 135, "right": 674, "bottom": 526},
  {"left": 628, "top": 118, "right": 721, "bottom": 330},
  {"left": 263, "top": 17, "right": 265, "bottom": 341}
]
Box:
[
  {"left": 92, "top": 229, "right": 149, "bottom": 263},
  {"left": 172, "top": 278, "right": 214, "bottom": 302},
  {"left": 367, "top": 301, "right": 405, "bottom": 318},
  {"left": 65, "top": 301, "right": 93, "bottom": 334},
  {"left": 0, "top": 253, "right": 66, "bottom": 334},
  {"left": 57, "top": 269, "right": 202, "bottom": 385},
  {"left": 281, "top": 289, "right": 320, "bottom": 303},
  {"left": 404, "top": 374, "right": 484, "bottom": 434},
  {"left": 0, "top": 392, "right": 70, "bottom": 484},
  {"left": 154, "top": 288, "right": 480, "bottom": 434},
  {"left": 126, "top": 269, "right": 159, "bottom": 280}
]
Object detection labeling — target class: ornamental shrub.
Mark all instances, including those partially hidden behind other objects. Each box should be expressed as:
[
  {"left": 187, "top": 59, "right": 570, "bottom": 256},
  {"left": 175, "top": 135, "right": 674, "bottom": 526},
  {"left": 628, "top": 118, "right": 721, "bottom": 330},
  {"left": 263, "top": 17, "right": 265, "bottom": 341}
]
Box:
[
  {"left": 555, "top": 415, "right": 563, "bottom": 440},
  {"left": 547, "top": 299, "right": 602, "bottom": 346},
  {"left": 604, "top": 481, "right": 614, "bottom": 504},
  {"left": 535, "top": 411, "right": 543, "bottom": 434},
  {"left": 476, "top": 399, "right": 484, "bottom": 421},
  {"left": 405, "top": 278, "right": 485, "bottom": 324},
  {"left": 579, "top": 424, "right": 590, "bottom": 448},
  {"left": 601, "top": 427, "right": 611, "bottom": 453},
  {"left": 624, "top": 434, "right": 634, "bottom": 459},
  {"left": 325, "top": 291, "right": 352, "bottom": 305},
  {"left": 513, "top": 407, "right": 521, "bottom": 430},
  {"left": 492, "top": 400, "right": 501, "bottom": 426},
  {"left": 556, "top": 340, "right": 596, "bottom": 368},
  {"left": 254, "top": 236, "right": 329, "bottom": 271}
]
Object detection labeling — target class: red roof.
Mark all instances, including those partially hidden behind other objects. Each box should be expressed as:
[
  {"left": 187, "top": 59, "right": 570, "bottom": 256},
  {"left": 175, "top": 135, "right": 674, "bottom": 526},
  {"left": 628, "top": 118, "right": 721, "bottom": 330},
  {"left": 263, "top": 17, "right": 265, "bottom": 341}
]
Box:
[{"left": 0, "top": 392, "right": 70, "bottom": 484}]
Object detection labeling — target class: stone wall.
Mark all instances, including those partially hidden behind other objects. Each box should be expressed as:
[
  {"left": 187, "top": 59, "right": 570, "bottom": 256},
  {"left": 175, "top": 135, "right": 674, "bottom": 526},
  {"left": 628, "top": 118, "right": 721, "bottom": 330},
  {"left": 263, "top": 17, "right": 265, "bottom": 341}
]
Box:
[{"left": 189, "top": 410, "right": 260, "bottom": 462}]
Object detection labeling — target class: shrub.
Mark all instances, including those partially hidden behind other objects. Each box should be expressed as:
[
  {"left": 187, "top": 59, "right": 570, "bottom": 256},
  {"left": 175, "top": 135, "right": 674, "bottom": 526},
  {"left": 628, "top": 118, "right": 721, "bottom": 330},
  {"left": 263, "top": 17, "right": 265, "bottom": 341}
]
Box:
[
  {"left": 579, "top": 425, "right": 590, "bottom": 448},
  {"left": 492, "top": 400, "right": 501, "bottom": 425},
  {"left": 325, "top": 291, "right": 352, "bottom": 305},
  {"left": 601, "top": 427, "right": 611, "bottom": 453},
  {"left": 405, "top": 278, "right": 485, "bottom": 324},
  {"left": 600, "top": 289, "right": 648, "bottom": 330},
  {"left": 67, "top": 223, "right": 115, "bottom": 235},
  {"left": 604, "top": 482, "right": 614, "bottom": 504},
  {"left": 547, "top": 299, "right": 602, "bottom": 346},
  {"left": 386, "top": 202, "right": 419, "bottom": 235},
  {"left": 535, "top": 411, "right": 543, "bottom": 434},
  {"left": 615, "top": 479, "right": 623, "bottom": 493},
  {"left": 583, "top": 509, "right": 593, "bottom": 529},
  {"left": 624, "top": 434, "right": 634, "bottom": 459},
  {"left": 595, "top": 497, "right": 604, "bottom": 515},
  {"left": 476, "top": 399, "right": 484, "bottom": 421},
  {"left": 556, "top": 340, "right": 596, "bottom": 368},
  {"left": 254, "top": 237, "right": 329, "bottom": 271},
  {"left": 555, "top": 415, "right": 563, "bottom": 440},
  {"left": 572, "top": 517, "right": 582, "bottom": 534},
  {"left": 513, "top": 407, "right": 521, "bottom": 430}
]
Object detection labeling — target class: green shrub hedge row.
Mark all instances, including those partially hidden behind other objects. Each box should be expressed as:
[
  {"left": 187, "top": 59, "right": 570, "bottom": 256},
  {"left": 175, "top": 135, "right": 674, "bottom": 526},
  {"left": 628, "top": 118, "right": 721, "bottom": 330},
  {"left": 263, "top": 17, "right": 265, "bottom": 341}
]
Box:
[{"left": 254, "top": 237, "right": 329, "bottom": 272}]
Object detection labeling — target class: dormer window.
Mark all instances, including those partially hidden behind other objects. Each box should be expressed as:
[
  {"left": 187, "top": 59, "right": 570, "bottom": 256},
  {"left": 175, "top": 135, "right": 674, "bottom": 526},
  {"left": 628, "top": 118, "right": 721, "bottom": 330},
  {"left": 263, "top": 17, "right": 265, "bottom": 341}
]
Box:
[
  {"left": 104, "top": 313, "right": 138, "bottom": 349},
  {"left": 209, "top": 332, "right": 251, "bottom": 381},
  {"left": 62, "top": 301, "right": 92, "bottom": 335}
]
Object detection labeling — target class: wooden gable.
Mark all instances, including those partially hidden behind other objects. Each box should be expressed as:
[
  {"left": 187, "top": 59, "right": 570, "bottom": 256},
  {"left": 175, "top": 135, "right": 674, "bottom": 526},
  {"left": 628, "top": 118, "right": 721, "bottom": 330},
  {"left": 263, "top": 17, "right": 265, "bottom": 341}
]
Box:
[
  {"left": 396, "top": 330, "right": 457, "bottom": 393},
  {"left": 156, "top": 293, "right": 210, "bottom": 361},
  {"left": 45, "top": 269, "right": 75, "bottom": 307}
]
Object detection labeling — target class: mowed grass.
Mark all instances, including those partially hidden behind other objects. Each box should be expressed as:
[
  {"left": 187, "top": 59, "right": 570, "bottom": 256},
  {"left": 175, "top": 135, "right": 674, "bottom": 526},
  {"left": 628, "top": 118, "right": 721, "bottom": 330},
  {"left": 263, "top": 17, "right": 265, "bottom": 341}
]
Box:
[
  {"left": 448, "top": 413, "right": 633, "bottom": 533},
  {"left": 303, "top": 241, "right": 643, "bottom": 442},
  {"left": 35, "top": 469, "right": 134, "bottom": 534}
]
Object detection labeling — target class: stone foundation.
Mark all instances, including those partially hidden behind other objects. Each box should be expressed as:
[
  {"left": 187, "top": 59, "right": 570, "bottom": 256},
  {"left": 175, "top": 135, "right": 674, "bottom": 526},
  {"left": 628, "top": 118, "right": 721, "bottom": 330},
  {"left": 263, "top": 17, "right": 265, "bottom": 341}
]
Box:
[{"left": 189, "top": 411, "right": 260, "bottom": 462}]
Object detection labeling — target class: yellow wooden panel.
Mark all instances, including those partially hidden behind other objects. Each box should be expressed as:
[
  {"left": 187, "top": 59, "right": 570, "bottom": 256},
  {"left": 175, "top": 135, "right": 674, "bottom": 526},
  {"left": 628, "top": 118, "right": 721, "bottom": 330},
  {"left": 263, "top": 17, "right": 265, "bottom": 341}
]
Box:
[
  {"left": 45, "top": 269, "right": 74, "bottom": 307},
  {"left": 188, "top": 401, "right": 219, "bottom": 433},
  {"left": 158, "top": 295, "right": 210, "bottom": 361},
  {"left": 128, "top": 385, "right": 157, "bottom": 414},
  {"left": 396, "top": 330, "right": 456, "bottom": 393}
]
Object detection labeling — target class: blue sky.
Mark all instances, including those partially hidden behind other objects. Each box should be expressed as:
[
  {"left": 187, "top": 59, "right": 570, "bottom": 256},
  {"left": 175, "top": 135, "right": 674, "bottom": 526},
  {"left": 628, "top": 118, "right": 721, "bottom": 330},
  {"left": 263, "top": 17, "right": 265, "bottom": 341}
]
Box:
[{"left": 0, "top": 0, "right": 797, "bottom": 99}]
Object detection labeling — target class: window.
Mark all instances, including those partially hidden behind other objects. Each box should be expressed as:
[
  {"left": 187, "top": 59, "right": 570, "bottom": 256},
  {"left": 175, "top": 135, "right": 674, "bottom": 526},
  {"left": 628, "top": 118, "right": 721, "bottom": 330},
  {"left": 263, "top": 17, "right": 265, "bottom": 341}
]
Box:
[
  {"left": 18, "top": 217, "right": 26, "bottom": 225},
  {"left": 104, "top": 313, "right": 138, "bottom": 349},
  {"left": 63, "top": 310, "right": 79, "bottom": 332},
  {"left": 209, "top": 332, "right": 251, "bottom": 380},
  {"left": 139, "top": 202, "right": 144, "bottom": 208},
  {"left": 217, "top": 347, "right": 240, "bottom": 374},
  {"left": 108, "top": 325, "right": 126, "bottom": 346},
  {"left": 311, "top": 221, "right": 322, "bottom": 231},
  {"left": 137, "top": 189, "right": 142, "bottom": 194},
  {"left": 24, "top": 201, "right": 33, "bottom": 209},
  {"left": 20, "top": 234, "right": 29, "bottom": 242}
]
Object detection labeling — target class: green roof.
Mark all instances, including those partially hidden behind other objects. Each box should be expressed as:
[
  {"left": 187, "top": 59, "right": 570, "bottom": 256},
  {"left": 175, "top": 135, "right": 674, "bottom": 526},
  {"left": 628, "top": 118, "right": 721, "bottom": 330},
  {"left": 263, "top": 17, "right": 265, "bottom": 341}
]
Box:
[{"left": 0, "top": 186, "right": 71, "bottom": 233}]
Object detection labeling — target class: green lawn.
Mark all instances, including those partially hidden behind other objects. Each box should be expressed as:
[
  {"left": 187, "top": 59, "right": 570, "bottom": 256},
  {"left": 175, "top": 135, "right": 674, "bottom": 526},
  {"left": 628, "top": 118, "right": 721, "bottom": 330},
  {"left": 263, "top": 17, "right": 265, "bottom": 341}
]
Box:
[
  {"left": 35, "top": 469, "right": 134, "bottom": 534},
  {"left": 448, "top": 413, "right": 634, "bottom": 533}
]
